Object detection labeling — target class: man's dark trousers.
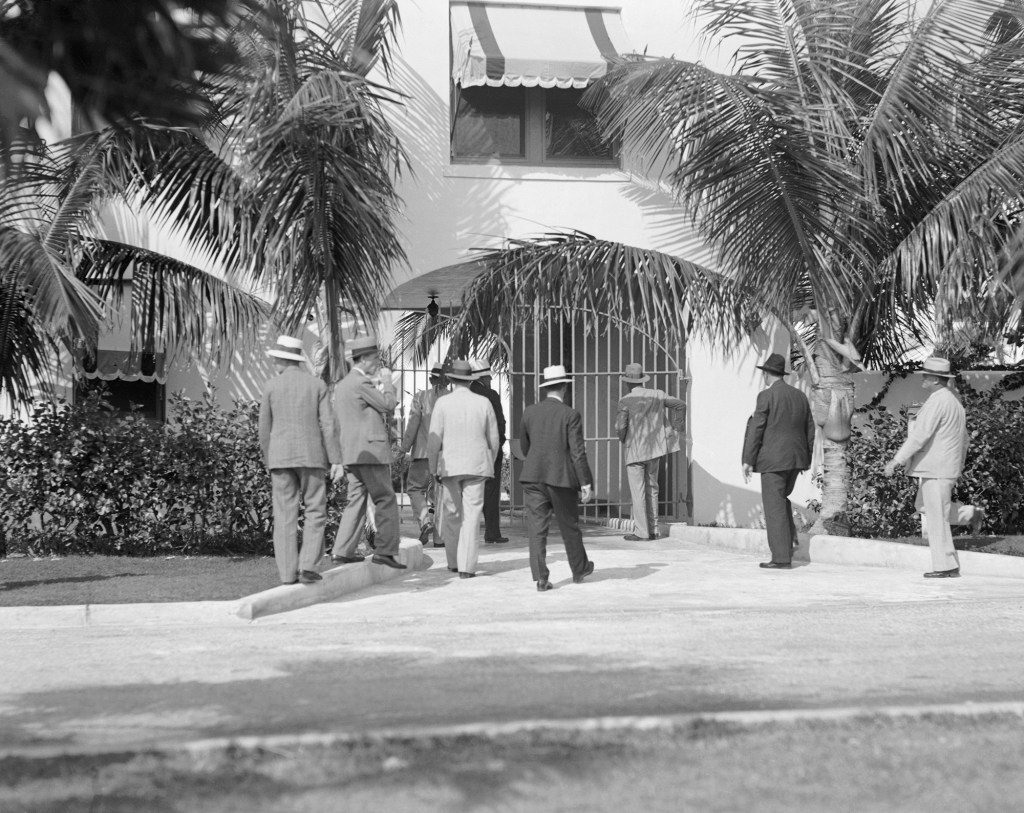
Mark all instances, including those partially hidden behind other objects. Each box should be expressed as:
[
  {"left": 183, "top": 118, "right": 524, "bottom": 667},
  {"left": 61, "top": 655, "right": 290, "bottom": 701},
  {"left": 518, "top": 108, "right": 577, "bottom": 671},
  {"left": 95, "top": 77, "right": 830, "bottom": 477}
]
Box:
[
  {"left": 483, "top": 450, "right": 503, "bottom": 539},
  {"left": 760, "top": 469, "right": 799, "bottom": 563},
  {"left": 523, "top": 481, "right": 588, "bottom": 581}
]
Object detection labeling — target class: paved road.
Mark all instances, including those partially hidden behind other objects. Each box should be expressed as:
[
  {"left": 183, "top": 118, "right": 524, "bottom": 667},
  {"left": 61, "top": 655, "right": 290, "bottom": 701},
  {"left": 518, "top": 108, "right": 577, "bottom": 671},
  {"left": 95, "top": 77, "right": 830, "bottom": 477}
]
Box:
[{"left": 3, "top": 530, "right": 1024, "bottom": 756}]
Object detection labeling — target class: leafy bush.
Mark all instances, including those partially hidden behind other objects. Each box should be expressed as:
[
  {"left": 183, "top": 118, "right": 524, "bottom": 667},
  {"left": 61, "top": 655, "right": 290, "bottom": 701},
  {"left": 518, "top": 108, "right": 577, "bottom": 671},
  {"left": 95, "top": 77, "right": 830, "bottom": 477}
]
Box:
[
  {"left": 844, "top": 384, "right": 1024, "bottom": 537},
  {"left": 0, "top": 388, "right": 354, "bottom": 556}
]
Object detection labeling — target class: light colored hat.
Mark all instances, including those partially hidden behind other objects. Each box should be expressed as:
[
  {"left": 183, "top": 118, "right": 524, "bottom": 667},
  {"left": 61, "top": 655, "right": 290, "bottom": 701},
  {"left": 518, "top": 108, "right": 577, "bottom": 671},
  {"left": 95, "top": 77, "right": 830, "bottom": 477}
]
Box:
[
  {"left": 267, "top": 335, "right": 309, "bottom": 363},
  {"left": 917, "top": 357, "right": 955, "bottom": 378},
  {"left": 539, "top": 364, "right": 573, "bottom": 388},
  {"left": 345, "top": 335, "right": 379, "bottom": 359},
  {"left": 622, "top": 362, "right": 650, "bottom": 384},
  {"left": 447, "top": 359, "right": 477, "bottom": 381},
  {"left": 469, "top": 357, "right": 492, "bottom": 378}
]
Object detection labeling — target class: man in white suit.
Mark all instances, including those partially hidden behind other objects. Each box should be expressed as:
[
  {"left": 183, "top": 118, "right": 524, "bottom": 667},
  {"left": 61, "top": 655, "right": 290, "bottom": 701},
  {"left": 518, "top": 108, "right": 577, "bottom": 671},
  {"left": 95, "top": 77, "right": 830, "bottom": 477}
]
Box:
[{"left": 427, "top": 359, "right": 499, "bottom": 578}]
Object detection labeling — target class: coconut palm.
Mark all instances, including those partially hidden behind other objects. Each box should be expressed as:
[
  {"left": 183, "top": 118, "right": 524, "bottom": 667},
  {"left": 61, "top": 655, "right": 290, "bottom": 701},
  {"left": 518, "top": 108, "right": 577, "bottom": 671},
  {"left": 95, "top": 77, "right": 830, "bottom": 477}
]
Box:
[
  {"left": 444, "top": 0, "right": 1024, "bottom": 530},
  {"left": 0, "top": 0, "right": 406, "bottom": 403}
]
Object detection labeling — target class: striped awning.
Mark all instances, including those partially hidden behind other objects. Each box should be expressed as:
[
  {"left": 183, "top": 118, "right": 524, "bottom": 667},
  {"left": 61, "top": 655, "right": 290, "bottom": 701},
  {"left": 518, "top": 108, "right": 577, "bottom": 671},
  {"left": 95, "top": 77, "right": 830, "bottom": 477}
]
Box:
[{"left": 451, "top": 2, "right": 632, "bottom": 89}]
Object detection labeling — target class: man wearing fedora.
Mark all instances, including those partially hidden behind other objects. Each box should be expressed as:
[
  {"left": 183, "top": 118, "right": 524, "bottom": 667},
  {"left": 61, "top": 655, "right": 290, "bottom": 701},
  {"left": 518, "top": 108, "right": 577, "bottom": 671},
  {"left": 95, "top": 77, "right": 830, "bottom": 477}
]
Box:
[
  {"left": 331, "top": 335, "right": 406, "bottom": 570},
  {"left": 427, "top": 359, "right": 499, "bottom": 578},
  {"left": 259, "top": 335, "right": 343, "bottom": 585},
  {"left": 400, "top": 362, "right": 448, "bottom": 546},
  {"left": 520, "top": 364, "right": 595, "bottom": 591},
  {"left": 470, "top": 358, "right": 508, "bottom": 544},
  {"left": 742, "top": 352, "right": 815, "bottom": 569},
  {"left": 883, "top": 357, "right": 982, "bottom": 578},
  {"left": 615, "top": 362, "right": 685, "bottom": 541}
]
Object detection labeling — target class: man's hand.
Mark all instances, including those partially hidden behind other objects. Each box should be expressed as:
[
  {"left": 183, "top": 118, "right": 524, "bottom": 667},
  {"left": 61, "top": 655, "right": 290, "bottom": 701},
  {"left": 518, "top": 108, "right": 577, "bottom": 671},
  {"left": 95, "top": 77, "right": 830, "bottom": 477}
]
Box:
[
  {"left": 580, "top": 484, "right": 593, "bottom": 504},
  {"left": 883, "top": 460, "right": 899, "bottom": 477},
  {"left": 742, "top": 463, "right": 753, "bottom": 484},
  {"left": 329, "top": 464, "right": 345, "bottom": 480}
]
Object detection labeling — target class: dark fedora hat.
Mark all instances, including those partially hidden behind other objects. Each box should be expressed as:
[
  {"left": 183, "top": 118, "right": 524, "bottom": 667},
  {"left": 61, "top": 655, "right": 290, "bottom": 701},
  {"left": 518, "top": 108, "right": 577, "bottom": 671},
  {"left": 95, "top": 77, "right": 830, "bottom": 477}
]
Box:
[{"left": 756, "top": 353, "right": 788, "bottom": 376}]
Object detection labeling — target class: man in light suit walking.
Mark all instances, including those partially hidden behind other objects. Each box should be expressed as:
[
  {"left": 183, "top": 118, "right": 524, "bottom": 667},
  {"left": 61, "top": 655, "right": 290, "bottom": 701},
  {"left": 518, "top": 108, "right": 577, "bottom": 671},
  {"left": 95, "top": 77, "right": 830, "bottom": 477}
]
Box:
[
  {"left": 400, "top": 362, "right": 447, "bottom": 546},
  {"left": 615, "top": 362, "right": 685, "bottom": 541},
  {"left": 259, "top": 335, "right": 343, "bottom": 585},
  {"left": 332, "top": 335, "right": 406, "bottom": 570},
  {"left": 883, "top": 357, "right": 981, "bottom": 578},
  {"left": 520, "top": 364, "right": 595, "bottom": 592},
  {"left": 742, "top": 352, "right": 815, "bottom": 569},
  {"left": 427, "top": 359, "right": 499, "bottom": 578}
]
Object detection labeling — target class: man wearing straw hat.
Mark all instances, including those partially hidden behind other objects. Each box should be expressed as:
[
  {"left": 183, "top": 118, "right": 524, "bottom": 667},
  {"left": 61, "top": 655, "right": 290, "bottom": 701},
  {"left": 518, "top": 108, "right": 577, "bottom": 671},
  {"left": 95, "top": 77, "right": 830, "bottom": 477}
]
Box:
[
  {"left": 331, "top": 335, "right": 406, "bottom": 570},
  {"left": 400, "top": 362, "right": 447, "bottom": 546},
  {"left": 259, "top": 335, "right": 343, "bottom": 585},
  {"left": 427, "top": 359, "right": 499, "bottom": 578},
  {"left": 742, "top": 352, "right": 815, "bottom": 569},
  {"left": 520, "top": 364, "right": 595, "bottom": 591},
  {"left": 884, "top": 357, "right": 982, "bottom": 578},
  {"left": 615, "top": 362, "right": 685, "bottom": 541}
]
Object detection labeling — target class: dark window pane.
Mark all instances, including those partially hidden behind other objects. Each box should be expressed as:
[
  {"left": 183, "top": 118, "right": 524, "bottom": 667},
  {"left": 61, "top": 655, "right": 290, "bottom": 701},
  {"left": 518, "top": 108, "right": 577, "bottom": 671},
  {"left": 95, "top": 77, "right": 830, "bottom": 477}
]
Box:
[
  {"left": 453, "top": 85, "right": 525, "bottom": 158},
  {"left": 544, "top": 88, "right": 613, "bottom": 161},
  {"left": 77, "top": 378, "right": 165, "bottom": 422}
]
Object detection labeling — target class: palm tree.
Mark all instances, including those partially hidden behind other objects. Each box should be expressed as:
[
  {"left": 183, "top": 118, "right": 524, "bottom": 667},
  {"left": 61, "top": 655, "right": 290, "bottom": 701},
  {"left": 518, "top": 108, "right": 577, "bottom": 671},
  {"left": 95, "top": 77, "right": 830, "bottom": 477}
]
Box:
[
  {"left": 444, "top": 0, "right": 1024, "bottom": 530},
  {"left": 0, "top": 0, "right": 406, "bottom": 403}
]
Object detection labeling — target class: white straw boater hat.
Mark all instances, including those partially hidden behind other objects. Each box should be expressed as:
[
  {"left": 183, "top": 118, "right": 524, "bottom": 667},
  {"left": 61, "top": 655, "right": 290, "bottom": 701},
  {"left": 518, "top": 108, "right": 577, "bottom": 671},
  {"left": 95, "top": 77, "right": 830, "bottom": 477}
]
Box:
[
  {"left": 447, "top": 359, "right": 477, "bottom": 381},
  {"left": 267, "top": 335, "right": 309, "bottom": 363},
  {"left": 539, "top": 364, "right": 573, "bottom": 387},
  {"left": 469, "top": 358, "right": 492, "bottom": 379},
  {"left": 916, "top": 357, "right": 956, "bottom": 378}
]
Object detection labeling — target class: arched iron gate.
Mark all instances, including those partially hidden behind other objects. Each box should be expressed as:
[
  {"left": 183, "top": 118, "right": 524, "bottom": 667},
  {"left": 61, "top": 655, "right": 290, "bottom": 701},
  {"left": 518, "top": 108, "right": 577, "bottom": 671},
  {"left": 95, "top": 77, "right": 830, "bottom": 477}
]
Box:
[{"left": 507, "top": 307, "right": 691, "bottom": 528}]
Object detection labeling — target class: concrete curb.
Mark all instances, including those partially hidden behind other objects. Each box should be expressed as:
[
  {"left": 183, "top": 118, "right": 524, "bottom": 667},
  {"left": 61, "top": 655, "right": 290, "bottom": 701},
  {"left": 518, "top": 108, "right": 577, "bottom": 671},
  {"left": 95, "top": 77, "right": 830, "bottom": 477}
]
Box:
[
  {"left": 669, "top": 524, "right": 1024, "bottom": 579},
  {"left": 232, "top": 537, "right": 427, "bottom": 620},
  {"left": 4, "top": 701, "right": 1023, "bottom": 761}
]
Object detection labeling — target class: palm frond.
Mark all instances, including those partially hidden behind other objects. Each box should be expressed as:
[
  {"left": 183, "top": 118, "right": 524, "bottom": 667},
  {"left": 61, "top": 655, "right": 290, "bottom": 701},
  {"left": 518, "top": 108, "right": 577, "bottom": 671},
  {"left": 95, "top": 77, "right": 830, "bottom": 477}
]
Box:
[
  {"left": 77, "top": 239, "right": 269, "bottom": 368},
  {"left": 447, "top": 232, "right": 757, "bottom": 358}
]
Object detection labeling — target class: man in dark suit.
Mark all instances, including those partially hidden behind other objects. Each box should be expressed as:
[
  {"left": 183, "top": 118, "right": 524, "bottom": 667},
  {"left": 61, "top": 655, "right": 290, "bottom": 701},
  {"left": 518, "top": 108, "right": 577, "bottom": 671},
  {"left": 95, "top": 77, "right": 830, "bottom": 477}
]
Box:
[
  {"left": 519, "top": 364, "right": 595, "bottom": 591},
  {"left": 742, "top": 352, "right": 815, "bottom": 569},
  {"left": 331, "top": 335, "right": 406, "bottom": 570},
  {"left": 470, "top": 359, "right": 508, "bottom": 543},
  {"left": 258, "top": 335, "right": 343, "bottom": 585}
]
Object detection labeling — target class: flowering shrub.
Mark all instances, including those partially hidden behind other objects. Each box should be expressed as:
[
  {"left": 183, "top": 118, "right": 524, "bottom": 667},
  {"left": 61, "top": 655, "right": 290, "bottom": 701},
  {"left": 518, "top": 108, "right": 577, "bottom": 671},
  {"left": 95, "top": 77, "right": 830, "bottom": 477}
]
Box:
[{"left": 0, "top": 389, "right": 350, "bottom": 556}]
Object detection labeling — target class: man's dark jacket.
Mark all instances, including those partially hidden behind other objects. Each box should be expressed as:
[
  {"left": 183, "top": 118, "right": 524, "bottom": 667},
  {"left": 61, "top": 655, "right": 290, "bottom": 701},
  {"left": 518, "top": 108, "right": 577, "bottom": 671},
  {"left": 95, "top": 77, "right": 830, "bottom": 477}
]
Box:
[
  {"left": 741, "top": 380, "right": 815, "bottom": 472},
  {"left": 471, "top": 380, "right": 506, "bottom": 446},
  {"left": 519, "top": 397, "right": 593, "bottom": 488}
]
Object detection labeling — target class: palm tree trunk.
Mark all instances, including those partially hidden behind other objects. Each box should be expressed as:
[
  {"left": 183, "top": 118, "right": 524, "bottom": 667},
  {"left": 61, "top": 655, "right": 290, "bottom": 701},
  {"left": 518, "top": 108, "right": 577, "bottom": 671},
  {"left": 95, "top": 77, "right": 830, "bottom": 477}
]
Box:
[
  {"left": 323, "top": 275, "right": 346, "bottom": 384},
  {"left": 809, "top": 350, "right": 855, "bottom": 535}
]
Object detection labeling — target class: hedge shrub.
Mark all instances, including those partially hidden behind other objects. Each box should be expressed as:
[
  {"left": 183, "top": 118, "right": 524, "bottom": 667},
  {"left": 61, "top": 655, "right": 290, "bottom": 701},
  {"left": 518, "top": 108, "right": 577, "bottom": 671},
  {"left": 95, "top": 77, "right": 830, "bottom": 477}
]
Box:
[
  {"left": 844, "top": 383, "right": 1024, "bottom": 537},
  {"left": 0, "top": 389, "right": 355, "bottom": 556}
]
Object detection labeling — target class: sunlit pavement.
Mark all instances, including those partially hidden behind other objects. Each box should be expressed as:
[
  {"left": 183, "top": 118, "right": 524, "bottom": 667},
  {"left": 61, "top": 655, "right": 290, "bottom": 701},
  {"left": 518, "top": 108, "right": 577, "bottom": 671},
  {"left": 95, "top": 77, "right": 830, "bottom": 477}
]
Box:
[{"left": 2, "top": 519, "right": 1023, "bottom": 756}]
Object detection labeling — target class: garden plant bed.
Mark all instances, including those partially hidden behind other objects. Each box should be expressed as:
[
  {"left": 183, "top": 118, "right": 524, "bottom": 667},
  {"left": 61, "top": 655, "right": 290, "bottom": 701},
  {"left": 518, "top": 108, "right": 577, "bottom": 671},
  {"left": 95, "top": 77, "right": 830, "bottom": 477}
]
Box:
[
  {"left": 0, "top": 555, "right": 279, "bottom": 606},
  {"left": 880, "top": 534, "right": 1024, "bottom": 558}
]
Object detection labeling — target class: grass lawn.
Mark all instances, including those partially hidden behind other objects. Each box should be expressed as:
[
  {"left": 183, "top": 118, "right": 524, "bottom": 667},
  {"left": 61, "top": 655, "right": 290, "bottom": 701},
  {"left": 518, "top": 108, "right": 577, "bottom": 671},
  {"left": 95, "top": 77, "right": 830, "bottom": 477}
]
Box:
[{"left": 0, "top": 555, "right": 281, "bottom": 606}]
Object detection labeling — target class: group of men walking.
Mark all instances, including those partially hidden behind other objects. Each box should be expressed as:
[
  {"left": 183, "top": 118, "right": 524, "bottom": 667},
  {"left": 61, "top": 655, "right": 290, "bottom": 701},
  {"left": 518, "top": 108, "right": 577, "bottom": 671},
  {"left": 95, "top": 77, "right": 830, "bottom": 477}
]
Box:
[
  {"left": 260, "top": 330, "right": 978, "bottom": 589},
  {"left": 258, "top": 335, "right": 604, "bottom": 590}
]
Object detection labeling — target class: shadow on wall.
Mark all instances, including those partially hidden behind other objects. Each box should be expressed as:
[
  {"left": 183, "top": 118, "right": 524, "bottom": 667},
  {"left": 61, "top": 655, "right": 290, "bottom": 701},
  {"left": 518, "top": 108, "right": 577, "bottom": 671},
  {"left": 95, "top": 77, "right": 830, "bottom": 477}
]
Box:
[{"left": 689, "top": 460, "right": 816, "bottom": 530}]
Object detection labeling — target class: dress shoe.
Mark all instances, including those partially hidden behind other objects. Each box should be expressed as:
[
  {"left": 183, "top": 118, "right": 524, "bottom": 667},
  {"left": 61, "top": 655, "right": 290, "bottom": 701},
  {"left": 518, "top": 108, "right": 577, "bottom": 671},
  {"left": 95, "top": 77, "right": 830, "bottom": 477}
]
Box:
[
  {"left": 459, "top": 571, "right": 476, "bottom": 579},
  {"left": 418, "top": 520, "right": 434, "bottom": 545},
  {"left": 331, "top": 554, "right": 365, "bottom": 564},
  {"left": 648, "top": 533, "right": 660, "bottom": 540},
  {"left": 298, "top": 570, "right": 322, "bottom": 583},
  {"left": 372, "top": 554, "right": 407, "bottom": 570},
  {"left": 447, "top": 567, "right": 459, "bottom": 573},
  {"left": 623, "top": 534, "right": 644, "bottom": 541},
  {"left": 282, "top": 578, "right": 298, "bottom": 585},
  {"left": 924, "top": 568, "right": 960, "bottom": 578},
  {"left": 537, "top": 580, "right": 553, "bottom": 592},
  {"left": 573, "top": 561, "right": 595, "bottom": 584},
  {"left": 759, "top": 562, "right": 792, "bottom": 569},
  {"left": 432, "top": 542, "right": 445, "bottom": 548},
  {"left": 485, "top": 536, "right": 509, "bottom": 544}
]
